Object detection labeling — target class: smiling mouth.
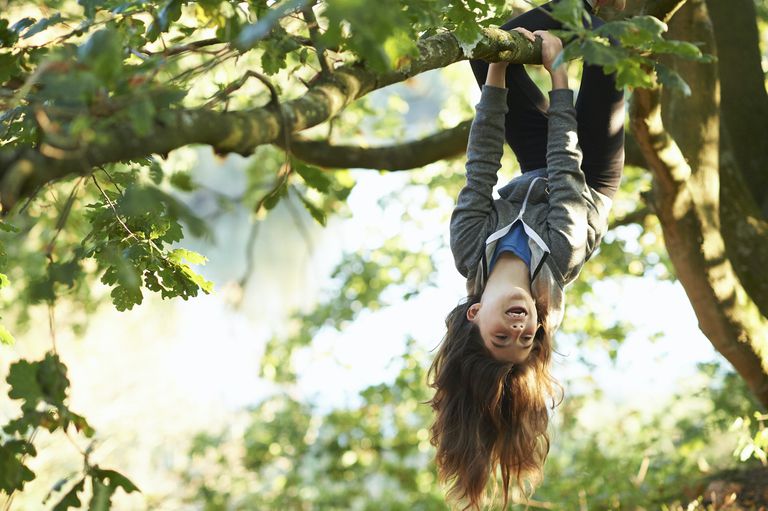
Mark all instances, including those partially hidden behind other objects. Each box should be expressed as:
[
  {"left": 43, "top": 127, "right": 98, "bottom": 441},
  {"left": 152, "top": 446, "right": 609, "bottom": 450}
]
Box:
[{"left": 506, "top": 306, "right": 527, "bottom": 316}]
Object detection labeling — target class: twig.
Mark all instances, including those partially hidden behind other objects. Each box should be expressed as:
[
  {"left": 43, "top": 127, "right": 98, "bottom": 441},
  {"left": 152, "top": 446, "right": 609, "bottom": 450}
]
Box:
[
  {"left": 45, "top": 176, "right": 85, "bottom": 257},
  {"left": 98, "top": 166, "right": 123, "bottom": 194},
  {"left": 90, "top": 175, "right": 140, "bottom": 245},
  {"left": 48, "top": 302, "right": 58, "bottom": 354},
  {"left": 609, "top": 205, "right": 653, "bottom": 229},
  {"left": 302, "top": 2, "right": 331, "bottom": 75},
  {"left": 204, "top": 70, "right": 280, "bottom": 109}
]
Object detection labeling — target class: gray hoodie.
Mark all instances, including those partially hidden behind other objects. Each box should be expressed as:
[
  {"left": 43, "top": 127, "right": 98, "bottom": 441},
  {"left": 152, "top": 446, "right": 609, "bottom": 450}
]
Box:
[{"left": 450, "top": 85, "right": 613, "bottom": 332}]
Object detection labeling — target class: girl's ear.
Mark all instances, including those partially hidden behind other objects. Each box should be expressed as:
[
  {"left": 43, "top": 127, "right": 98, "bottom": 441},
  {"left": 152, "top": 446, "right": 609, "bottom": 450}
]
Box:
[{"left": 467, "top": 303, "right": 480, "bottom": 321}]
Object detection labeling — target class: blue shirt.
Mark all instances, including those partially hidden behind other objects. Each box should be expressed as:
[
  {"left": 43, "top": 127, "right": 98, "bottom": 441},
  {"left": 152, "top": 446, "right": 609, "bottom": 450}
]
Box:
[{"left": 489, "top": 220, "right": 532, "bottom": 271}]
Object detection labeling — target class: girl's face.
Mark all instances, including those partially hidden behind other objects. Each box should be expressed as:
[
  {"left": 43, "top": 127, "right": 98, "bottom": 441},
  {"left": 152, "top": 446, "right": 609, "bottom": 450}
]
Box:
[{"left": 466, "top": 288, "right": 538, "bottom": 364}]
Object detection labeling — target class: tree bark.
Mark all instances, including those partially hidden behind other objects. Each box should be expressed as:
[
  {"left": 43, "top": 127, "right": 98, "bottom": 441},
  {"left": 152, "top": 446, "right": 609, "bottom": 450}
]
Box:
[
  {"left": 630, "top": 0, "right": 768, "bottom": 407},
  {"left": 705, "top": 0, "right": 768, "bottom": 215}
]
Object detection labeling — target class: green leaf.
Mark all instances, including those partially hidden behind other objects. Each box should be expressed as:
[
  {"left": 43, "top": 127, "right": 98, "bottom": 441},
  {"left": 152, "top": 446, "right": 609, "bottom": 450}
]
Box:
[
  {"left": 169, "top": 171, "right": 195, "bottom": 191},
  {"left": 79, "top": 0, "right": 106, "bottom": 18},
  {"left": 262, "top": 182, "right": 287, "bottom": 211},
  {"left": 88, "top": 477, "right": 114, "bottom": 511},
  {"left": 447, "top": 4, "right": 483, "bottom": 55},
  {"left": 37, "top": 353, "right": 70, "bottom": 406},
  {"left": 235, "top": 0, "right": 307, "bottom": 50},
  {"left": 548, "top": 0, "right": 588, "bottom": 30},
  {"left": 52, "top": 478, "right": 85, "bottom": 511},
  {"left": 0, "top": 19, "right": 19, "bottom": 47},
  {"left": 0, "top": 51, "right": 20, "bottom": 83},
  {"left": 651, "top": 39, "right": 706, "bottom": 60},
  {"left": 297, "top": 193, "right": 327, "bottom": 227},
  {"left": 22, "top": 13, "right": 63, "bottom": 39},
  {"left": 656, "top": 63, "right": 691, "bottom": 96},
  {"left": 179, "top": 265, "right": 214, "bottom": 295},
  {"left": 7, "top": 359, "right": 44, "bottom": 410},
  {"left": 0, "top": 324, "right": 15, "bottom": 345},
  {"left": 10, "top": 18, "right": 35, "bottom": 34},
  {"left": 0, "top": 220, "right": 20, "bottom": 233},
  {"left": 148, "top": 159, "right": 164, "bottom": 185},
  {"left": 168, "top": 248, "right": 208, "bottom": 266},
  {"left": 294, "top": 159, "right": 332, "bottom": 193},
  {"left": 146, "top": 0, "right": 183, "bottom": 42},
  {"left": 77, "top": 29, "right": 123, "bottom": 84},
  {"left": 127, "top": 99, "right": 156, "bottom": 137},
  {"left": 110, "top": 279, "right": 144, "bottom": 311},
  {"left": 0, "top": 441, "right": 36, "bottom": 493},
  {"left": 580, "top": 39, "right": 621, "bottom": 67},
  {"left": 631, "top": 15, "right": 668, "bottom": 38},
  {"left": 93, "top": 468, "right": 140, "bottom": 494}
]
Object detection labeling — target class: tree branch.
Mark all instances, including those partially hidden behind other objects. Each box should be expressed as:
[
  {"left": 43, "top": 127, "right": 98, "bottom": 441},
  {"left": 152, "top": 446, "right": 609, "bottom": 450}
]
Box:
[
  {"left": 642, "top": 0, "right": 689, "bottom": 23},
  {"left": 288, "top": 119, "right": 649, "bottom": 172},
  {"left": 609, "top": 206, "right": 652, "bottom": 229},
  {"left": 287, "top": 120, "right": 471, "bottom": 171},
  {"left": 0, "top": 27, "right": 540, "bottom": 212}
]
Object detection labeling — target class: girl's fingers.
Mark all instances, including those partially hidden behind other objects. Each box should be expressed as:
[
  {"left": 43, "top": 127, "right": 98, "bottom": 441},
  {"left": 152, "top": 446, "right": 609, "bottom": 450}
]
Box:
[{"left": 512, "top": 27, "right": 536, "bottom": 42}]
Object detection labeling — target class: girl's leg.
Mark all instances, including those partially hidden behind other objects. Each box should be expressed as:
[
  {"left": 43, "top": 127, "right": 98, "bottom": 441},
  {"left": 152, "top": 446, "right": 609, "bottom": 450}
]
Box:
[
  {"left": 470, "top": 1, "right": 625, "bottom": 196},
  {"left": 575, "top": 18, "right": 625, "bottom": 198},
  {"left": 470, "top": 3, "right": 565, "bottom": 173}
]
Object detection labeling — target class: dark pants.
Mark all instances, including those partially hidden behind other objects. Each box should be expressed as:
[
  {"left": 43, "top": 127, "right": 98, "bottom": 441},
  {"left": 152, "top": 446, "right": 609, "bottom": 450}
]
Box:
[{"left": 470, "top": 1, "right": 625, "bottom": 198}]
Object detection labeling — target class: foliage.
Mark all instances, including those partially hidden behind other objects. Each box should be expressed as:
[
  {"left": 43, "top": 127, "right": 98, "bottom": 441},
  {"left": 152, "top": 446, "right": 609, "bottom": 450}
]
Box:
[
  {"left": 177, "top": 340, "right": 761, "bottom": 510},
  {"left": 546, "top": 0, "right": 714, "bottom": 94},
  {"left": 1, "top": 352, "right": 139, "bottom": 508}
]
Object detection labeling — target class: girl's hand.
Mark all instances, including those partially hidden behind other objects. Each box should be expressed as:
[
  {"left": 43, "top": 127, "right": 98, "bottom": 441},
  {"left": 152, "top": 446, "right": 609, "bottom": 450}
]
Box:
[
  {"left": 532, "top": 30, "right": 564, "bottom": 74},
  {"left": 484, "top": 28, "right": 535, "bottom": 88},
  {"left": 533, "top": 29, "right": 568, "bottom": 89},
  {"left": 512, "top": 26, "right": 536, "bottom": 44}
]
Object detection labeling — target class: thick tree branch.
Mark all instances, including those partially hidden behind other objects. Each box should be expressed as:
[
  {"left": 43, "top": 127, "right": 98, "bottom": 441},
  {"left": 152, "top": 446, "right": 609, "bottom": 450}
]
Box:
[
  {"left": 0, "top": 27, "right": 540, "bottom": 212},
  {"left": 631, "top": 84, "right": 768, "bottom": 407},
  {"left": 706, "top": 0, "right": 768, "bottom": 214}
]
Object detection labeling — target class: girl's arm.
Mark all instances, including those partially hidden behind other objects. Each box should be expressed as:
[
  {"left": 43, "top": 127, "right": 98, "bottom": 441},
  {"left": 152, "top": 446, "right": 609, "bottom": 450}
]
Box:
[
  {"left": 534, "top": 30, "right": 591, "bottom": 281},
  {"left": 449, "top": 62, "right": 509, "bottom": 278}
]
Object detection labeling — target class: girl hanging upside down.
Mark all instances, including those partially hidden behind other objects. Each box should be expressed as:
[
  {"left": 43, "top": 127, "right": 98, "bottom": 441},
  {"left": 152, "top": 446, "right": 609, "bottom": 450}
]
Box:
[{"left": 429, "top": 0, "right": 626, "bottom": 508}]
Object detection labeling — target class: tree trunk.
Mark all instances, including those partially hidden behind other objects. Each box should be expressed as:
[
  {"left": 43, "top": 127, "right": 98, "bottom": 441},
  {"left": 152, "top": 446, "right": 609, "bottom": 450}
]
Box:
[{"left": 630, "top": 0, "right": 768, "bottom": 407}]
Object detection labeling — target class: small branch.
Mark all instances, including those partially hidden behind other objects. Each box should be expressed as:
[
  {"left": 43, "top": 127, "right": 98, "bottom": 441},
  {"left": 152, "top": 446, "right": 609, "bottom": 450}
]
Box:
[
  {"left": 45, "top": 175, "right": 86, "bottom": 258},
  {"left": 143, "top": 37, "right": 224, "bottom": 57},
  {"left": 286, "top": 120, "right": 471, "bottom": 171},
  {"left": 609, "top": 205, "right": 652, "bottom": 229},
  {"left": 90, "top": 175, "right": 139, "bottom": 245},
  {"left": 643, "top": 0, "right": 689, "bottom": 24},
  {"left": 302, "top": 2, "right": 331, "bottom": 75},
  {"left": 206, "top": 70, "right": 279, "bottom": 109}
]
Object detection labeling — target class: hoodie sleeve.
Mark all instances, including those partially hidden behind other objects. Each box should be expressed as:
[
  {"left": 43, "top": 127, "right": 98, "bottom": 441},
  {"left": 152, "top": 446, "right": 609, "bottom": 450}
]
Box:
[
  {"left": 449, "top": 85, "right": 507, "bottom": 278},
  {"left": 544, "top": 88, "right": 590, "bottom": 281}
]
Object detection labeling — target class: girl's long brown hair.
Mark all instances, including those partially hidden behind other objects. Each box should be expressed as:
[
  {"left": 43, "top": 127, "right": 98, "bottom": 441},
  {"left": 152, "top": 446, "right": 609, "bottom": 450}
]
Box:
[{"left": 428, "top": 296, "right": 561, "bottom": 510}]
